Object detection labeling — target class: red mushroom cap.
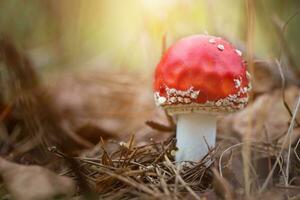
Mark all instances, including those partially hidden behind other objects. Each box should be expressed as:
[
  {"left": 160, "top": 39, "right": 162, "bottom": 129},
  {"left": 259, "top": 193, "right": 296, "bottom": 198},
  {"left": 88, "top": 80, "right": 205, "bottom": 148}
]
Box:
[{"left": 154, "top": 35, "right": 251, "bottom": 115}]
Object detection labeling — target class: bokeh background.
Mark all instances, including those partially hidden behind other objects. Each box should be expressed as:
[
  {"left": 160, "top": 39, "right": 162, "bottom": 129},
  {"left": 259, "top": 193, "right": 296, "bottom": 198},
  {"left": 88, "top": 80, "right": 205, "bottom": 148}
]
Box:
[{"left": 1, "top": 0, "right": 300, "bottom": 73}]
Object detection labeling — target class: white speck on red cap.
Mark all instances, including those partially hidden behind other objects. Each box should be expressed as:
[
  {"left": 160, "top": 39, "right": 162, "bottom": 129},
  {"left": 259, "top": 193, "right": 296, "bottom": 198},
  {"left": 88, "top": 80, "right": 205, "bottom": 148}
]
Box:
[
  {"left": 208, "top": 38, "right": 216, "bottom": 44},
  {"left": 235, "top": 49, "right": 242, "bottom": 56},
  {"left": 217, "top": 44, "right": 224, "bottom": 51}
]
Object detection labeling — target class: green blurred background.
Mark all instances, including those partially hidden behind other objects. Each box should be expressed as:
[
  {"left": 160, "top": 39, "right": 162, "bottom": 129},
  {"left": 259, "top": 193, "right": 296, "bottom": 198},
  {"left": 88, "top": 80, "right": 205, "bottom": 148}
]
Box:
[{"left": 0, "top": 0, "right": 299, "bottom": 73}]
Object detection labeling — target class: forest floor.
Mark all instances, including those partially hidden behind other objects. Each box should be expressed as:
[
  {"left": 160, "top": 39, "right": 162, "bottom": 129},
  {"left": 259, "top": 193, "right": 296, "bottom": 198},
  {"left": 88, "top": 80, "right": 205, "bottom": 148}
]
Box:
[{"left": 0, "top": 38, "right": 300, "bottom": 199}]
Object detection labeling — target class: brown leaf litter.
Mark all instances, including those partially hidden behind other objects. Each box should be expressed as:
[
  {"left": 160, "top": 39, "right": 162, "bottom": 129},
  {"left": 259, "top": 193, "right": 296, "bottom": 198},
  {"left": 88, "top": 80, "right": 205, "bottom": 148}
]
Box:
[
  {"left": 220, "top": 85, "right": 300, "bottom": 145},
  {"left": 0, "top": 157, "right": 75, "bottom": 200}
]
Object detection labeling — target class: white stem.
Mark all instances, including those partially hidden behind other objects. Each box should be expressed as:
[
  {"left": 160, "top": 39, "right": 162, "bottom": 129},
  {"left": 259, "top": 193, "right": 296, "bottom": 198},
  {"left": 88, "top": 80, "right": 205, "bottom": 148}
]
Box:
[{"left": 176, "top": 113, "right": 217, "bottom": 162}]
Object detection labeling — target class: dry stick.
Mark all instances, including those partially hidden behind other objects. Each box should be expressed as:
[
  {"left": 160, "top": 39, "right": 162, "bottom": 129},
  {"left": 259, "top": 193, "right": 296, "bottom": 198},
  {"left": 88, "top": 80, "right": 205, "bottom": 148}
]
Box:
[
  {"left": 275, "top": 59, "right": 300, "bottom": 127},
  {"left": 164, "top": 155, "right": 201, "bottom": 200},
  {"left": 263, "top": 126, "right": 274, "bottom": 179},
  {"left": 97, "top": 167, "right": 160, "bottom": 198},
  {"left": 293, "top": 138, "right": 300, "bottom": 162},
  {"left": 121, "top": 134, "right": 135, "bottom": 168},
  {"left": 145, "top": 120, "right": 175, "bottom": 132},
  {"left": 152, "top": 139, "right": 174, "bottom": 164},
  {"left": 260, "top": 92, "right": 300, "bottom": 193},
  {"left": 202, "top": 136, "right": 215, "bottom": 166},
  {"left": 219, "top": 141, "right": 255, "bottom": 177},
  {"left": 156, "top": 168, "right": 171, "bottom": 197},
  {"left": 124, "top": 149, "right": 138, "bottom": 168},
  {"left": 244, "top": 0, "right": 255, "bottom": 197},
  {"left": 277, "top": 59, "right": 295, "bottom": 185},
  {"left": 165, "top": 172, "right": 179, "bottom": 197},
  {"left": 78, "top": 159, "right": 117, "bottom": 170},
  {"left": 289, "top": 177, "right": 300, "bottom": 186},
  {"left": 277, "top": 155, "right": 287, "bottom": 184},
  {"left": 272, "top": 18, "right": 298, "bottom": 78},
  {"left": 276, "top": 59, "right": 300, "bottom": 186},
  {"left": 274, "top": 10, "right": 300, "bottom": 134},
  {"left": 275, "top": 10, "right": 300, "bottom": 78},
  {"left": 285, "top": 93, "right": 300, "bottom": 186}
]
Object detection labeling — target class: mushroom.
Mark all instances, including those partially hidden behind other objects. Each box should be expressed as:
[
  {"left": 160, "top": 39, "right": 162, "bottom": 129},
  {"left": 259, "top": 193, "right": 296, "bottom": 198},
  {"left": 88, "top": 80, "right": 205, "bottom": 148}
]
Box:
[{"left": 153, "top": 35, "right": 251, "bottom": 163}]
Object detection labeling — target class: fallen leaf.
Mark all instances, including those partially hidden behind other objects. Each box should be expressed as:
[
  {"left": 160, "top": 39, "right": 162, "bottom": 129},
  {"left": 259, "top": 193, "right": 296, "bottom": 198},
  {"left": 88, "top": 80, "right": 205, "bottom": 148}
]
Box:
[
  {"left": 219, "top": 86, "right": 300, "bottom": 145},
  {"left": 251, "top": 60, "right": 281, "bottom": 95},
  {"left": 48, "top": 70, "right": 171, "bottom": 145},
  {"left": 75, "top": 123, "right": 118, "bottom": 144},
  {"left": 0, "top": 157, "right": 75, "bottom": 200}
]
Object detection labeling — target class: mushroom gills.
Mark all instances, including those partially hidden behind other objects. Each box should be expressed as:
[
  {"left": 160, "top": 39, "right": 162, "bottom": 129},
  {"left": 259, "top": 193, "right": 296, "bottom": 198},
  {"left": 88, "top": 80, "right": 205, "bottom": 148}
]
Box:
[{"left": 176, "top": 113, "right": 217, "bottom": 163}]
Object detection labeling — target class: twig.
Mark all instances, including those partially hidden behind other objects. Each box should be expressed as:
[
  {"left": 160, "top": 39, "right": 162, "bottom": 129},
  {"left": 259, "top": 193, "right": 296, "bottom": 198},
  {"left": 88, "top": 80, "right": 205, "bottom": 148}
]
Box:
[
  {"left": 244, "top": 0, "right": 255, "bottom": 197},
  {"left": 260, "top": 92, "right": 300, "bottom": 192},
  {"left": 219, "top": 141, "right": 254, "bottom": 177},
  {"left": 156, "top": 168, "right": 171, "bottom": 197},
  {"left": 275, "top": 59, "right": 300, "bottom": 127},
  {"left": 293, "top": 138, "right": 300, "bottom": 162},
  {"left": 284, "top": 93, "right": 300, "bottom": 186},
  {"left": 272, "top": 10, "right": 300, "bottom": 77},
  {"left": 164, "top": 155, "right": 201, "bottom": 200},
  {"left": 98, "top": 167, "right": 160, "bottom": 198},
  {"left": 145, "top": 120, "right": 175, "bottom": 132}
]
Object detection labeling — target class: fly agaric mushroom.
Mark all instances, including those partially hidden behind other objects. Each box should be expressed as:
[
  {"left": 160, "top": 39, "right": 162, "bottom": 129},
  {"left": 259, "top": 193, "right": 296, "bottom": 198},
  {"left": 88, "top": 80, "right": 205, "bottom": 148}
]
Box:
[{"left": 154, "top": 35, "right": 251, "bottom": 163}]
